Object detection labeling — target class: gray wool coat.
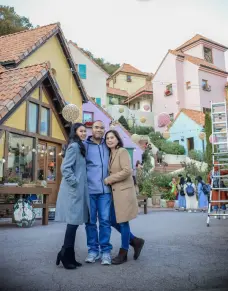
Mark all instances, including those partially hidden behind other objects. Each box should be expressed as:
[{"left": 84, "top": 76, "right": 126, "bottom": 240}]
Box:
[{"left": 55, "top": 142, "right": 90, "bottom": 225}]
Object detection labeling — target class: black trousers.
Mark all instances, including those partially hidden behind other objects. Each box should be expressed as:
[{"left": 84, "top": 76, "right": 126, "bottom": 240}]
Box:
[
  {"left": 63, "top": 224, "right": 79, "bottom": 248},
  {"left": 157, "top": 157, "right": 162, "bottom": 164}
]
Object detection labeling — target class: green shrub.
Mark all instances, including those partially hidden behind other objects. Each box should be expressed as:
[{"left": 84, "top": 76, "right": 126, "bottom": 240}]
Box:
[
  {"left": 180, "top": 161, "right": 208, "bottom": 182},
  {"left": 149, "top": 132, "right": 185, "bottom": 155},
  {"left": 205, "top": 113, "right": 212, "bottom": 169},
  {"left": 152, "top": 173, "right": 173, "bottom": 188},
  {"left": 130, "top": 126, "right": 154, "bottom": 135},
  {"left": 141, "top": 178, "right": 152, "bottom": 198},
  {"left": 118, "top": 115, "right": 130, "bottom": 130},
  {"left": 160, "top": 141, "right": 185, "bottom": 155},
  {"left": 148, "top": 131, "right": 163, "bottom": 144},
  {"left": 188, "top": 149, "right": 205, "bottom": 162}
]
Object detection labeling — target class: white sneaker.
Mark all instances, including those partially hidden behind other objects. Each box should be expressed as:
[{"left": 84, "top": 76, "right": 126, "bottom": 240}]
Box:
[
  {"left": 101, "top": 253, "right": 112, "bottom": 265},
  {"left": 194, "top": 210, "right": 197, "bottom": 213},
  {"left": 223, "top": 216, "right": 226, "bottom": 219},
  {"left": 188, "top": 210, "right": 192, "bottom": 213},
  {"left": 85, "top": 252, "right": 101, "bottom": 263},
  {"left": 214, "top": 216, "right": 217, "bottom": 219}
]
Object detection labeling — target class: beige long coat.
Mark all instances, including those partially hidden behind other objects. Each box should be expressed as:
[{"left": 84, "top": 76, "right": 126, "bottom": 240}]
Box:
[{"left": 106, "top": 148, "right": 138, "bottom": 223}]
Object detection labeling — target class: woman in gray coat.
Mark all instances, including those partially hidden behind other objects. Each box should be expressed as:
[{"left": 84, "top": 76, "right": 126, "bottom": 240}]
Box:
[{"left": 55, "top": 123, "right": 90, "bottom": 270}]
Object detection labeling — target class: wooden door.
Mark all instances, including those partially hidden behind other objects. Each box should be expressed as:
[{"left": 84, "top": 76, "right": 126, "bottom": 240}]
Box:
[
  {"left": 187, "top": 137, "right": 194, "bottom": 151},
  {"left": 37, "top": 141, "right": 62, "bottom": 205}
]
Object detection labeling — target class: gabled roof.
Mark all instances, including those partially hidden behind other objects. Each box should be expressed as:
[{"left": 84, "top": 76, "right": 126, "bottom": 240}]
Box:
[
  {"left": 169, "top": 50, "right": 228, "bottom": 75},
  {"left": 124, "top": 81, "right": 153, "bottom": 103},
  {"left": 68, "top": 41, "right": 110, "bottom": 77},
  {"left": 108, "top": 63, "right": 149, "bottom": 80},
  {"left": 0, "top": 62, "right": 67, "bottom": 130},
  {"left": 107, "top": 87, "right": 129, "bottom": 98},
  {"left": 172, "top": 109, "right": 205, "bottom": 128},
  {"left": 0, "top": 23, "right": 58, "bottom": 64},
  {"left": 0, "top": 23, "right": 88, "bottom": 102},
  {"left": 176, "top": 34, "right": 228, "bottom": 51}
]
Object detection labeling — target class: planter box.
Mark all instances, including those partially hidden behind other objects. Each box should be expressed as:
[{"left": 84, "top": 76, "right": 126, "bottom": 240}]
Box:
[
  {"left": 152, "top": 194, "right": 161, "bottom": 207},
  {"left": 160, "top": 199, "right": 167, "bottom": 208},
  {"left": 4, "top": 183, "right": 18, "bottom": 186},
  {"left": 147, "top": 198, "right": 152, "bottom": 207}
]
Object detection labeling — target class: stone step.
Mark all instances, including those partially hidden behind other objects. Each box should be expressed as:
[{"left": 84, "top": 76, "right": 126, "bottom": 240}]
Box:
[{"left": 154, "top": 164, "right": 183, "bottom": 173}]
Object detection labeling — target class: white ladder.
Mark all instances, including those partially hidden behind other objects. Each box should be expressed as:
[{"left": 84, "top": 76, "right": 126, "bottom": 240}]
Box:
[{"left": 207, "top": 101, "right": 228, "bottom": 226}]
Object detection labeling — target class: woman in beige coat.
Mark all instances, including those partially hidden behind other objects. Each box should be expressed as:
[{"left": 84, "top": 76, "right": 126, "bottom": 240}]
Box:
[{"left": 104, "top": 130, "right": 144, "bottom": 265}]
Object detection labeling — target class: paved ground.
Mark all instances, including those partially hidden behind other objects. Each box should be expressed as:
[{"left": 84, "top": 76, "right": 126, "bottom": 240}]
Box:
[{"left": 1, "top": 210, "right": 228, "bottom": 291}]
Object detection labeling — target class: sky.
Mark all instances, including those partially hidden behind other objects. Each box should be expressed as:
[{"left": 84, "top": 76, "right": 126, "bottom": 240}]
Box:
[{"left": 2, "top": 0, "right": 228, "bottom": 73}]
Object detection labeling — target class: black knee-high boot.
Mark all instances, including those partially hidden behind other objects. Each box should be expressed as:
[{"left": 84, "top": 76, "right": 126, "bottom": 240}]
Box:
[{"left": 56, "top": 224, "right": 81, "bottom": 269}]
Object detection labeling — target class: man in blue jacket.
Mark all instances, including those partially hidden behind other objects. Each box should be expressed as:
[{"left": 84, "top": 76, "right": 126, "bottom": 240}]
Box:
[
  {"left": 84, "top": 120, "right": 112, "bottom": 265},
  {"left": 84, "top": 120, "right": 145, "bottom": 265}
]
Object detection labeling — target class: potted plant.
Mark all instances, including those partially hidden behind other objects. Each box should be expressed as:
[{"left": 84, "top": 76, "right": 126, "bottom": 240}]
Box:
[
  {"left": 141, "top": 178, "right": 152, "bottom": 206},
  {"left": 4, "top": 177, "right": 23, "bottom": 186},
  {"left": 84, "top": 121, "right": 94, "bottom": 128},
  {"left": 164, "top": 89, "right": 172, "bottom": 96},
  {"left": 23, "top": 181, "right": 36, "bottom": 187},
  {"left": 163, "top": 192, "right": 176, "bottom": 208}
]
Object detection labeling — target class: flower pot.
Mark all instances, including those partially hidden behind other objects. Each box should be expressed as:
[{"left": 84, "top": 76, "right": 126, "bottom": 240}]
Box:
[{"left": 166, "top": 200, "right": 175, "bottom": 208}]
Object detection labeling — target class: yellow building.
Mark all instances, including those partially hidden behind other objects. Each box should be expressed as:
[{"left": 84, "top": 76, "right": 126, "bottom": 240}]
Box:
[
  {"left": 107, "top": 63, "right": 153, "bottom": 111},
  {"left": 0, "top": 24, "right": 87, "bottom": 206}
]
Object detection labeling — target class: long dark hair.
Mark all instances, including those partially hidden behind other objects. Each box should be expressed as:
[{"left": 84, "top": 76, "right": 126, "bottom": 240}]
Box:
[
  {"left": 105, "top": 130, "right": 123, "bottom": 148},
  {"left": 179, "top": 177, "right": 185, "bottom": 185},
  {"left": 68, "top": 123, "right": 86, "bottom": 157},
  {"left": 186, "top": 177, "right": 192, "bottom": 183}
]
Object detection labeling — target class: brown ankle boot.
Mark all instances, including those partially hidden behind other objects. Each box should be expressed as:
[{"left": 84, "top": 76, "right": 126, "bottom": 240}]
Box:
[
  {"left": 129, "top": 237, "right": 145, "bottom": 260},
  {"left": 112, "top": 248, "right": 128, "bottom": 265}
]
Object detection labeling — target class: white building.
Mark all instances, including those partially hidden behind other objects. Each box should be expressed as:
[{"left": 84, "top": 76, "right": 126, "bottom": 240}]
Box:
[
  {"left": 152, "top": 34, "right": 228, "bottom": 132},
  {"left": 69, "top": 41, "right": 109, "bottom": 107}
]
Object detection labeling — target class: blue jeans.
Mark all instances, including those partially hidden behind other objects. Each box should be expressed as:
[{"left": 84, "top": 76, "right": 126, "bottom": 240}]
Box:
[
  {"left": 85, "top": 193, "right": 112, "bottom": 254},
  {"left": 110, "top": 202, "right": 134, "bottom": 250}
]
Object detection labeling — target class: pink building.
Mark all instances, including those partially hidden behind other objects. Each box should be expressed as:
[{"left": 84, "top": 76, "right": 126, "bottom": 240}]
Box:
[
  {"left": 153, "top": 34, "right": 228, "bottom": 132},
  {"left": 83, "top": 99, "right": 144, "bottom": 167}
]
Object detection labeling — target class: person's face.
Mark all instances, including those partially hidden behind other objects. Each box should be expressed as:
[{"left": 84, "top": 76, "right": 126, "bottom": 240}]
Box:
[
  {"left": 92, "top": 121, "right": 105, "bottom": 139},
  {"left": 76, "top": 126, "right": 87, "bottom": 141},
  {"left": 172, "top": 178, "right": 176, "bottom": 183},
  {"left": 106, "top": 132, "right": 118, "bottom": 149},
  {"left": 214, "top": 165, "right": 219, "bottom": 171}
]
